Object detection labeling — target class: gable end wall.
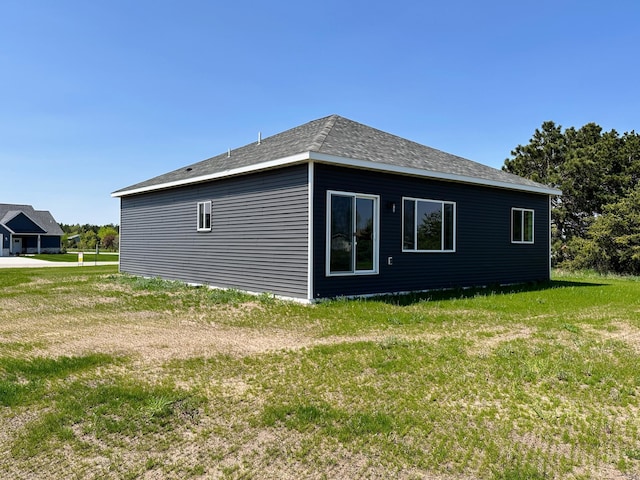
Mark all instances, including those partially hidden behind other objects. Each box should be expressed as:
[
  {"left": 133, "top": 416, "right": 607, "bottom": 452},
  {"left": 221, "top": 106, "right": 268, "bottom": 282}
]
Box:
[{"left": 6, "top": 213, "right": 46, "bottom": 234}]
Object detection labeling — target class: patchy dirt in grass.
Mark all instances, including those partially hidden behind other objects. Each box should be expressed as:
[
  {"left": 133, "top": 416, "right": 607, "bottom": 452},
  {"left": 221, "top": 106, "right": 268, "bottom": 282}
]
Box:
[
  {"left": 466, "top": 326, "right": 535, "bottom": 355},
  {"left": 597, "top": 321, "right": 640, "bottom": 353},
  {"left": 0, "top": 410, "right": 41, "bottom": 447},
  {"left": 48, "top": 321, "right": 312, "bottom": 361},
  {"left": 24, "top": 317, "right": 410, "bottom": 365},
  {"left": 2, "top": 302, "right": 538, "bottom": 366},
  {"left": 2, "top": 276, "right": 639, "bottom": 480}
]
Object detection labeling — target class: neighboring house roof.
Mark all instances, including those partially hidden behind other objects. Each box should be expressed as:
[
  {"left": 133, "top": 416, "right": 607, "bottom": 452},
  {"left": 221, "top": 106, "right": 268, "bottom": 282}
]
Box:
[
  {"left": 1, "top": 211, "right": 22, "bottom": 227},
  {"left": 112, "top": 115, "right": 562, "bottom": 197},
  {"left": 0, "top": 204, "right": 64, "bottom": 235}
]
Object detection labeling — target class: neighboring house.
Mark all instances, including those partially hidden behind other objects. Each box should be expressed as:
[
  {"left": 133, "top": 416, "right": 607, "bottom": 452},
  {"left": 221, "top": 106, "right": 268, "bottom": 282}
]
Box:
[
  {"left": 0, "top": 204, "right": 64, "bottom": 256},
  {"left": 66, "top": 234, "right": 81, "bottom": 248},
  {"left": 112, "top": 115, "right": 561, "bottom": 302}
]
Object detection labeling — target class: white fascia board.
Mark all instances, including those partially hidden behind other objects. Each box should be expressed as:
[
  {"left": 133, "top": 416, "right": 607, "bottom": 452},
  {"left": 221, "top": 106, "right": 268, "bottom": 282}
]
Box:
[
  {"left": 112, "top": 150, "right": 562, "bottom": 198},
  {"left": 111, "top": 152, "right": 311, "bottom": 197},
  {"left": 308, "top": 152, "right": 563, "bottom": 196}
]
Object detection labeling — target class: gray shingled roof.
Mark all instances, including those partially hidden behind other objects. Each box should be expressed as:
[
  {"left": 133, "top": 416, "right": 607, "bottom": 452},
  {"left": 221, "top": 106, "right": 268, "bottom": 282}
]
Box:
[
  {"left": 0, "top": 204, "right": 64, "bottom": 235},
  {"left": 113, "top": 115, "right": 560, "bottom": 196}
]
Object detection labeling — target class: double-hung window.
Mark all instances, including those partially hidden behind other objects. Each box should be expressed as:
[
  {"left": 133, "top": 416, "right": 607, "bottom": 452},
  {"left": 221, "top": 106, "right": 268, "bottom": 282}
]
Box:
[
  {"left": 403, "top": 197, "right": 456, "bottom": 252},
  {"left": 511, "top": 208, "right": 534, "bottom": 243},
  {"left": 197, "top": 201, "right": 212, "bottom": 231}
]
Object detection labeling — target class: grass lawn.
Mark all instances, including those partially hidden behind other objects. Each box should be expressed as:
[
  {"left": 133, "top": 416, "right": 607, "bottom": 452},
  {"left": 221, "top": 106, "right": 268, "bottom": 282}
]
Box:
[
  {"left": 0, "top": 267, "right": 639, "bottom": 479},
  {"left": 31, "top": 253, "right": 119, "bottom": 262}
]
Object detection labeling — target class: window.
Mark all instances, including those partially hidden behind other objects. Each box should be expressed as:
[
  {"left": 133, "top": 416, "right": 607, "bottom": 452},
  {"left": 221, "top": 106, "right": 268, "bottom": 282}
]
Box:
[
  {"left": 511, "top": 208, "right": 534, "bottom": 243},
  {"left": 326, "top": 191, "right": 379, "bottom": 276},
  {"left": 403, "top": 197, "right": 455, "bottom": 252},
  {"left": 197, "top": 201, "right": 211, "bottom": 231}
]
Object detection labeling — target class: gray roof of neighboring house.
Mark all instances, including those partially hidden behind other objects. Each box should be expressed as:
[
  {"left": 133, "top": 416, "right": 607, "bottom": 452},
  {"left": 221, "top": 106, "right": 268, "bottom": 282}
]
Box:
[
  {"left": 113, "top": 115, "right": 561, "bottom": 197},
  {"left": 0, "top": 204, "right": 64, "bottom": 235}
]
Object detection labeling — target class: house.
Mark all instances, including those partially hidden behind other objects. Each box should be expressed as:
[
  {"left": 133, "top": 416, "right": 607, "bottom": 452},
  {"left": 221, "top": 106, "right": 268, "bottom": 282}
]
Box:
[
  {"left": 0, "top": 204, "right": 64, "bottom": 256},
  {"left": 112, "top": 115, "right": 561, "bottom": 302},
  {"left": 66, "top": 234, "right": 81, "bottom": 248}
]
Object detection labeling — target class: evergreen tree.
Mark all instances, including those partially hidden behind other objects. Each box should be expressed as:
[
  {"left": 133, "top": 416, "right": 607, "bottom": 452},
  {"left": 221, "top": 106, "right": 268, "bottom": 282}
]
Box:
[{"left": 504, "top": 121, "right": 640, "bottom": 272}]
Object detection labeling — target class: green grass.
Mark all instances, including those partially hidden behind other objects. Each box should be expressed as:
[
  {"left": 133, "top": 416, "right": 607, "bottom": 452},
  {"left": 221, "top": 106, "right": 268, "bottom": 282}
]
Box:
[
  {"left": 0, "top": 267, "right": 639, "bottom": 478},
  {"left": 0, "top": 265, "right": 117, "bottom": 289},
  {"left": 31, "top": 253, "right": 119, "bottom": 262},
  {"left": 8, "top": 366, "right": 202, "bottom": 460}
]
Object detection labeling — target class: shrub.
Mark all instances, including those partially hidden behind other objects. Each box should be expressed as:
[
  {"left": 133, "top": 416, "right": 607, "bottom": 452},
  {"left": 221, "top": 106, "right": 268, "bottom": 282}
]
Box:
[{"left": 561, "top": 186, "right": 640, "bottom": 274}]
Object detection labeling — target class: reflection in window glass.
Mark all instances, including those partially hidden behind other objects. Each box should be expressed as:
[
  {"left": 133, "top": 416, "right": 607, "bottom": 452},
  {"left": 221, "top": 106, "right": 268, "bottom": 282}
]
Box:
[
  {"left": 512, "top": 209, "right": 522, "bottom": 242},
  {"left": 444, "top": 203, "right": 454, "bottom": 250},
  {"left": 330, "top": 195, "right": 353, "bottom": 272},
  {"left": 524, "top": 210, "right": 534, "bottom": 242},
  {"left": 512, "top": 208, "right": 534, "bottom": 243},
  {"left": 402, "top": 198, "right": 455, "bottom": 252},
  {"left": 328, "top": 192, "right": 378, "bottom": 275},
  {"left": 197, "top": 201, "right": 211, "bottom": 231},
  {"left": 355, "top": 198, "right": 374, "bottom": 271},
  {"left": 416, "top": 201, "right": 442, "bottom": 251},
  {"left": 403, "top": 199, "right": 415, "bottom": 250}
]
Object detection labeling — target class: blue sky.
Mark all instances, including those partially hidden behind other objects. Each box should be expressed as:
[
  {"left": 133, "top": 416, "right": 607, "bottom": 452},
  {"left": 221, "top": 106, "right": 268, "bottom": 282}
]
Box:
[{"left": 1, "top": 0, "right": 638, "bottom": 225}]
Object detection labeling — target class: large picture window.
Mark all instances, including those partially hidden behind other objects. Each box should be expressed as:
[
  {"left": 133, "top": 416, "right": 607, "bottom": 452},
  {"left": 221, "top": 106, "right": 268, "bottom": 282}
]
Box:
[
  {"left": 403, "top": 197, "right": 455, "bottom": 252},
  {"left": 512, "top": 208, "right": 534, "bottom": 243},
  {"left": 197, "top": 201, "right": 211, "bottom": 231},
  {"left": 326, "top": 191, "right": 379, "bottom": 276}
]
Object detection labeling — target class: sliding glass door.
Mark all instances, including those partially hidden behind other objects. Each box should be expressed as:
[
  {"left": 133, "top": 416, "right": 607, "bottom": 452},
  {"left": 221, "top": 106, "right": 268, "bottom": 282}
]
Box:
[{"left": 327, "top": 191, "right": 379, "bottom": 276}]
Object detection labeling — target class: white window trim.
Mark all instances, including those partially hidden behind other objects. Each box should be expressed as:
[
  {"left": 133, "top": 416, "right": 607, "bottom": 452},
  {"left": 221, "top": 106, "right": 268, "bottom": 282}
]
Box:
[
  {"left": 325, "top": 190, "right": 380, "bottom": 277},
  {"left": 511, "top": 207, "right": 534, "bottom": 244},
  {"left": 402, "top": 196, "right": 456, "bottom": 253},
  {"left": 197, "top": 201, "right": 212, "bottom": 232}
]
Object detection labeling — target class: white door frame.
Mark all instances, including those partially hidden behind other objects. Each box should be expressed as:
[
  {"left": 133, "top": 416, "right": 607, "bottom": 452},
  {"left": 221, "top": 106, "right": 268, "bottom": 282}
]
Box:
[
  {"left": 12, "top": 236, "right": 22, "bottom": 255},
  {"left": 325, "top": 190, "right": 380, "bottom": 277}
]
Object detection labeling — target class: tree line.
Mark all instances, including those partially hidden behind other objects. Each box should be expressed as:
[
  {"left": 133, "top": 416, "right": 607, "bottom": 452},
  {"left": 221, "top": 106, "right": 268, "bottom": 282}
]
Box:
[
  {"left": 59, "top": 224, "right": 119, "bottom": 252},
  {"left": 503, "top": 122, "right": 640, "bottom": 274}
]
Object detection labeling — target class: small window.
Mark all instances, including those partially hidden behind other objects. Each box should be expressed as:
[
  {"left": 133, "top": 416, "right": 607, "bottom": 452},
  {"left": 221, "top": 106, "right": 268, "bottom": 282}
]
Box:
[
  {"left": 197, "top": 201, "right": 211, "bottom": 231},
  {"left": 402, "top": 197, "right": 456, "bottom": 252},
  {"left": 512, "top": 208, "right": 534, "bottom": 243}
]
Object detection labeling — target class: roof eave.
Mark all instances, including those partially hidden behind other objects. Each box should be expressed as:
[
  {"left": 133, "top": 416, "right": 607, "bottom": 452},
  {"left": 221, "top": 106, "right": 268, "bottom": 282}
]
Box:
[
  {"left": 309, "top": 152, "right": 563, "bottom": 196},
  {"left": 111, "top": 152, "right": 311, "bottom": 197},
  {"left": 112, "top": 151, "right": 561, "bottom": 198}
]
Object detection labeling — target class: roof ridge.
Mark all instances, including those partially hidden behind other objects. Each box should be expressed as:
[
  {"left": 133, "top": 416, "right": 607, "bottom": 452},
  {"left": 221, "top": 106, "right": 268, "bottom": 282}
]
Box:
[
  {"left": 112, "top": 115, "right": 561, "bottom": 197},
  {"left": 308, "top": 114, "right": 340, "bottom": 152}
]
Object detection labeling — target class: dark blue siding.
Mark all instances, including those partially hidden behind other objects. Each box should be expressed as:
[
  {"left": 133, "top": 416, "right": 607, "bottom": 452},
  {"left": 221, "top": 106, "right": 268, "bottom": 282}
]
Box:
[
  {"left": 24, "top": 237, "right": 38, "bottom": 249},
  {"left": 6, "top": 213, "right": 46, "bottom": 234},
  {"left": 0, "top": 226, "right": 8, "bottom": 249},
  {"left": 41, "top": 236, "right": 61, "bottom": 249},
  {"left": 312, "top": 164, "right": 551, "bottom": 299}
]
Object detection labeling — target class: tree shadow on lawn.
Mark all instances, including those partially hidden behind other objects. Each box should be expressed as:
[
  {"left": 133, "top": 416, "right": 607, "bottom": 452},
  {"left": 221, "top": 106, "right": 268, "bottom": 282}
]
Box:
[{"left": 363, "top": 279, "right": 609, "bottom": 306}]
